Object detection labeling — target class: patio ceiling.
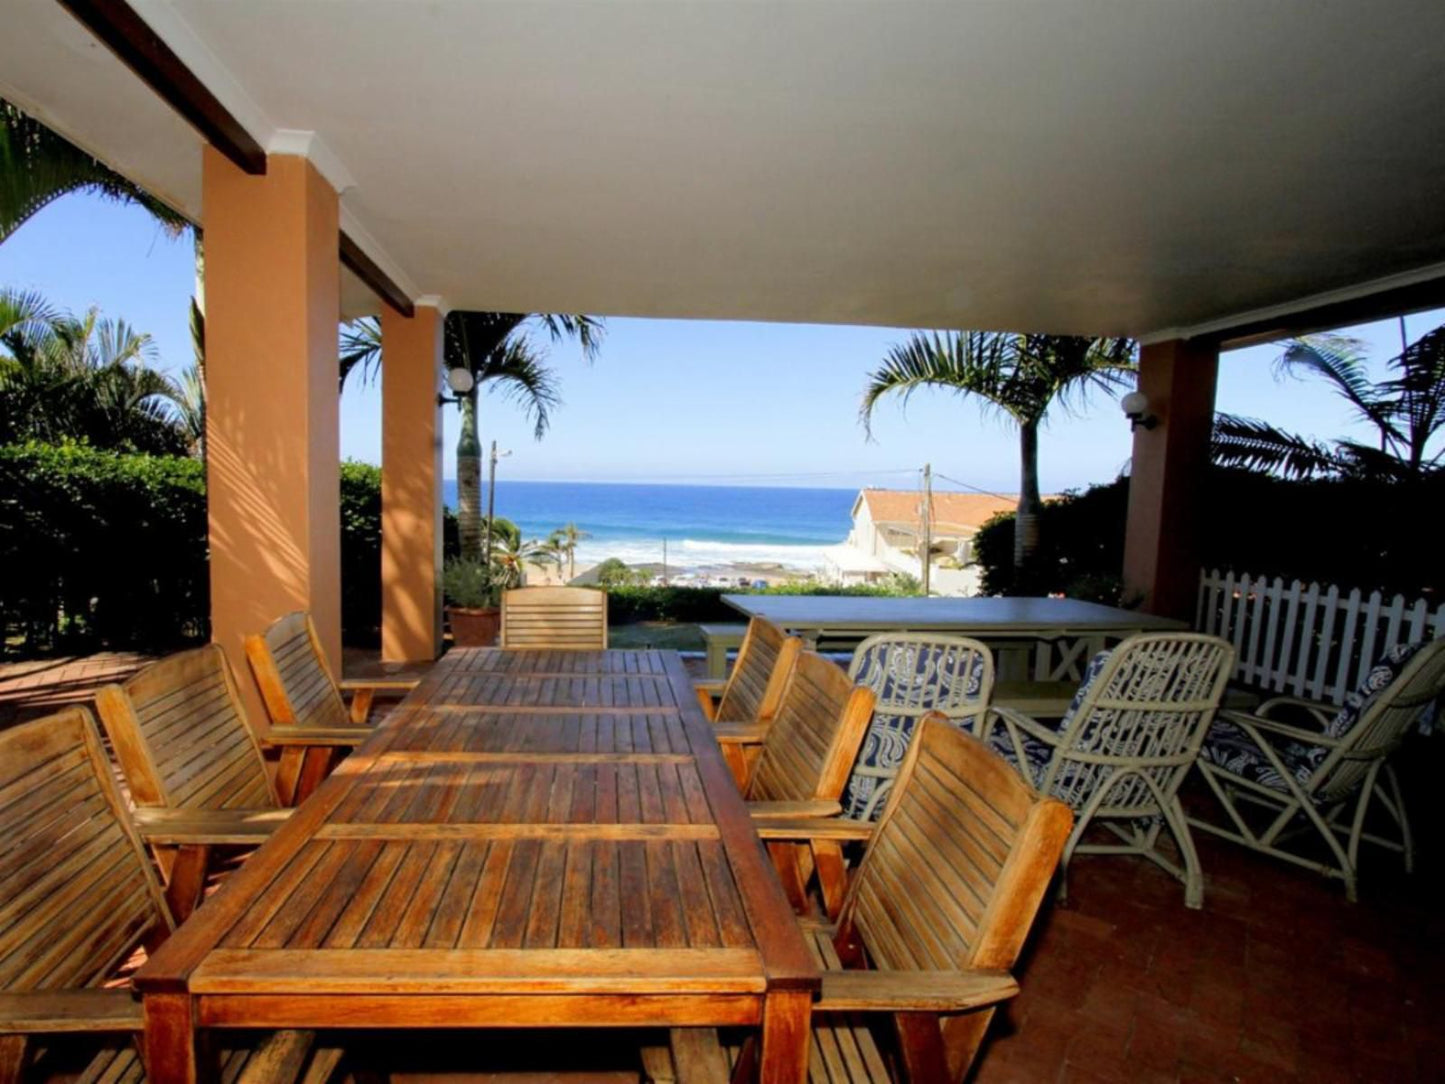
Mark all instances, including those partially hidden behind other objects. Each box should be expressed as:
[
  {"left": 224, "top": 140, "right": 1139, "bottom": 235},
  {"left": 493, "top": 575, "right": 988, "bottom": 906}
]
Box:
[{"left": 3, "top": 0, "right": 1444, "bottom": 336}]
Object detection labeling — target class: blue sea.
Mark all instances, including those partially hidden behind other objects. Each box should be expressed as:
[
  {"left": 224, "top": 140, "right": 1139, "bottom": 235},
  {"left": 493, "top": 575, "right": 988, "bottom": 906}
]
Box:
[{"left": 442, "top": 480, "right": 854, "bottom": 572}]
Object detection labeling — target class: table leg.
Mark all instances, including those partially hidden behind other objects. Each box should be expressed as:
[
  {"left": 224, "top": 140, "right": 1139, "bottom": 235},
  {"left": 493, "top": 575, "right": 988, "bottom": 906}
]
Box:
[
  {"left": 758, "top": 988, "right": 811, "bottom": 1084},
  {"left": 143, "top": 992, "right": 201, "bottom": 1084}
]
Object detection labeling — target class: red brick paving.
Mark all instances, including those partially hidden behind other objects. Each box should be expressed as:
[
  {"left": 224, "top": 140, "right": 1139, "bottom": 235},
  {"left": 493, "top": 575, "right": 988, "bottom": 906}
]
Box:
[{"left": 4, "top": 649, "right": 1441, "bottom": 1082}]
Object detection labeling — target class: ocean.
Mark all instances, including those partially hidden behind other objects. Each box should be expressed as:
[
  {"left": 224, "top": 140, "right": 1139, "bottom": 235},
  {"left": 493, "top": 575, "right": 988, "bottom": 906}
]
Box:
[{"left": 441, "top": 480, "right": 854, "bottom": 573}]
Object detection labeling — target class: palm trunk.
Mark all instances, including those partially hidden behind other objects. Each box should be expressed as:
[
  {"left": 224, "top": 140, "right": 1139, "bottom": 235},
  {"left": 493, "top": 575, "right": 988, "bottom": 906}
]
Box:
[
  {"left": 457, "top": 387, "right": 483, "bottom": 561},
  {"left": 1014, "top": 420, "right": 1042, "bottom": 570}
]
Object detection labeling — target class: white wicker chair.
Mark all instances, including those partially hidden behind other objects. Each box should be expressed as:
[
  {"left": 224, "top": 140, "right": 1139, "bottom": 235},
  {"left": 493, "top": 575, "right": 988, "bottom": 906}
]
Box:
[
  {"left": 1189, "top": 637, "right": 1445, "bottom": 902},
  {"left": 842, "top": 633, "right": 995, "bottom": 819},
  {"left": 980, "top": 632, "right": 1235, "bottom": 909}
]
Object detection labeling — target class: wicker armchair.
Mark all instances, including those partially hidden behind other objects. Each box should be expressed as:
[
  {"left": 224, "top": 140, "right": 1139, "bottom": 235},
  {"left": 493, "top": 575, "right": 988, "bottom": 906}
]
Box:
[
  {"left": 842, "top": 633, "right": 994, "bottom": 819},
  {"left": 980, "top": 632, "right": 1234, "bottom": 909},
  {"left": 1190, "top": 638, "right": 1445, "bottom": 901}
]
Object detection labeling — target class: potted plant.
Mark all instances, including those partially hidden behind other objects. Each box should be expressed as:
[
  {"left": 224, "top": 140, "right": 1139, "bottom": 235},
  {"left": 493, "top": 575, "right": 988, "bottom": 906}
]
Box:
[{"left": 444, "top": 557, "right": 501, "bottom": 646}]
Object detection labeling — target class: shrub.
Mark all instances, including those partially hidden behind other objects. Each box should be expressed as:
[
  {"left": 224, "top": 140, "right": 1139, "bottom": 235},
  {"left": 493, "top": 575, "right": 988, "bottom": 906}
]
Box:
[
  {"left": 442, "top": 557, "right": 499, "bottom": 609},
  {"left": 0, "top": 440, "right": 209, "bottom": 653},
  {"left": 603, "top": 580, "right": 923, "bottom": 625}
]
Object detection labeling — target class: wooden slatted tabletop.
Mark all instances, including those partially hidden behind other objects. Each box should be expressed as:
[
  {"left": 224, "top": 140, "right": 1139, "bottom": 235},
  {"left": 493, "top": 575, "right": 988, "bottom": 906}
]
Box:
[{"left": 136, "top": 649, "right": 817, "bottom": 1083}]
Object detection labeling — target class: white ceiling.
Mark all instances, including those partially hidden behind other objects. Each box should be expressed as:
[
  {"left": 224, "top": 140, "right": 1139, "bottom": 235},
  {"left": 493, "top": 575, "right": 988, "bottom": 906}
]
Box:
[{"left": 4, "top": 0, "right": 1445, "bottom": 337}]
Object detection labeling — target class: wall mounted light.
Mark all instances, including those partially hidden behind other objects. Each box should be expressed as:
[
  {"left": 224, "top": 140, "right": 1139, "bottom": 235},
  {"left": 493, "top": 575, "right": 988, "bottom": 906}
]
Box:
[
  {"left": 437, "top": 366, "right": 475, "bottom": 406},
  {"left": 1121, "top": 390, "right": 1158, "bottom": 431}
]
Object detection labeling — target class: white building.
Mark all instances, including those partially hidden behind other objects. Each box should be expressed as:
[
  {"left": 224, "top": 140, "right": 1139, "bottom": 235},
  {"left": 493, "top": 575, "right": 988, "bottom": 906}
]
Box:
[{"left": 823, "top": 489, "right": 1019, "bottom": 596}]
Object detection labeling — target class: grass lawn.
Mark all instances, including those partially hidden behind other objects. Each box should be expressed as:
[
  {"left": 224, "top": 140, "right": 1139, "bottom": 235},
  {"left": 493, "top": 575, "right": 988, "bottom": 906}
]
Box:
[{"left": 607, "top": 622, "right": 705, "bottom": 652}]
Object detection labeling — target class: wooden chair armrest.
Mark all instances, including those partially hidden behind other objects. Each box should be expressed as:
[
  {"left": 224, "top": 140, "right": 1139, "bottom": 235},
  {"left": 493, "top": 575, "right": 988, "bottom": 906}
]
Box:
[
  {"left": 753, "top": 817, "right": 875, "bottom": 842},
  {"left": 694, "top": 679, "right": 727, "bottom": 697},
  {"left": 747, "top": 800, "right": 843, "bottom": 821},
  {"left": 818, "top": 969, "right": 1019, "bottom": 1013},
  {"left": 339, "top": 678, "right": 419, "bottom": 695},
  {"left": 0, "top": 989, "right": 143, "bottom": 1033},
  {"left": 1216, "top": 709, "right": 1338, "bottom": 748},
  {"left": 713, "top": 723, "right": 770, "bottom": 745},
  {"left": 1254, "top": 695, "right": 1336, "bottom": 728},
  {"left": 132, "top": 807, "right": 292, "bottom": 845},
  {"left": 693, "top": 680, "right": 725, "bottom": 721},
  {"left": 260, "top": 727, "right": 371, "bottom": 747}
]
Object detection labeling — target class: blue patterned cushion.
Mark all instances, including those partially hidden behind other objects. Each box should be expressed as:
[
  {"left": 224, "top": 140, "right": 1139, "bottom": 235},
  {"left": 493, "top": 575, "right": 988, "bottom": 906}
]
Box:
[
  {"left": 1058, "top": 649, "right": 1112, "bottom": 733},
  {"left": 986, "top": 727, "right": 1061, "bottom": 790},
  {"left": 1199, "top": 641, "right": 1427, "bottom": 791},
  {"left": 842, "top": 642, "right": 988, "bottom": 819}
]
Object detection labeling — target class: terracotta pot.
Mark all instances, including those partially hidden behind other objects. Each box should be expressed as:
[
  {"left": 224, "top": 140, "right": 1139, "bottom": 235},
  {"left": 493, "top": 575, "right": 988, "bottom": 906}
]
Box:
[{"left": 447, "top": 605, "right": 500, "bottom": 647}]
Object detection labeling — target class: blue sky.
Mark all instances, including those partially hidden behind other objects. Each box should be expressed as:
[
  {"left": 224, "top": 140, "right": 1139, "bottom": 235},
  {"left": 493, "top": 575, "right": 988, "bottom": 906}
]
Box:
[{"left": 3, "top": 192, "right": 1439, "bottom": 494}]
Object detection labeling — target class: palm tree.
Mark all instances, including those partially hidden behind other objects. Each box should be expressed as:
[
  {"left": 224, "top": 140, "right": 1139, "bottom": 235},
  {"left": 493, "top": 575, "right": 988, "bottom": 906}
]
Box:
[
  {"left": 548, "top": 522, "right": 591, "bottom": 582},
  {"left": 2, "top": 99, "right": 188, "bottom": 243},
  {"left": 1213, "top": 327, "right": 1445, "bottom": 482},
  {"left": 862, "top": 332, "right": 1136, "bottom": 570},
  {"left": 341, "top": 311, "right": 602, "bottom": 560},
  {"left": 490, "top": 532, "right": 562, "bottom": 589},
  {"left": 0, "top": 289, "right": 188, "bottom": 453}
]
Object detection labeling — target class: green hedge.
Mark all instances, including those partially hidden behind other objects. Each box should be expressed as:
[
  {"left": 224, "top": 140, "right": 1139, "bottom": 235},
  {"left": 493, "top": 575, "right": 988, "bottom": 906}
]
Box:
[
  {"left": 604, "top": 582, "right": 920, "bottom": 625},
  {"left": 0, "top": 441, "right": 209, "bottom": 652},
  {"left": 974, "top": 469, "right": 1443, "bottom": 602},
  {"left": 0, "top": 445, "right": 457, "bottom": 655}
]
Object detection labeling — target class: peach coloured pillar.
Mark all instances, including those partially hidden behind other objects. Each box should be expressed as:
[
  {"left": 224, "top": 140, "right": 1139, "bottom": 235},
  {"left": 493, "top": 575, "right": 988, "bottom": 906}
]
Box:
[
  {"left": 1122, "top": 337, "right": 1220, "bottom": 619},
  {"left": 202, "top": 147, "right": 342, "bottom": 714},
  {"left": 381, "top": 303, "right": 445, "bottom": 662}
]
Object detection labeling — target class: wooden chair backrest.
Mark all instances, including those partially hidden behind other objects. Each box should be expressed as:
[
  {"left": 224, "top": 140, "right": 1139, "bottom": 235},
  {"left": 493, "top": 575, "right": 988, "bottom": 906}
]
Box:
[
  {"left": 0, "top": 708, "right": 173, "bottom": 992},
  {"left": 837, "top": 715, "right": 1072, "bottom": 1080},
  {"left": 500, "top": 586, "right": 608, "bottom": 650},
  {"left": 1316, "top": 636, "right": 1445, "bottom": 801},
  {"left": 715, "top": 617, "right": 801, "bottom": 724},
  {"left": 246, "top": 611, "right": 352, "bottom": 729},
  {"left": 94, "top": 644, "right": 276, "bottom": 810},
  {"left": 1044, "top": 632, "right": 1234, "bottom": 811},
  {"left": 746, "top": 651, "right": 875, "bottom": 803}
]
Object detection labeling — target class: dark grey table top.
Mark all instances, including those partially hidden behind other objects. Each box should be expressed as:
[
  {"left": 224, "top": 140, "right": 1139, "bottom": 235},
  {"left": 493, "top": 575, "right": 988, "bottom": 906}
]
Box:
[{"left": 721, "top": 594, "right": 1187, "bottom": 634}]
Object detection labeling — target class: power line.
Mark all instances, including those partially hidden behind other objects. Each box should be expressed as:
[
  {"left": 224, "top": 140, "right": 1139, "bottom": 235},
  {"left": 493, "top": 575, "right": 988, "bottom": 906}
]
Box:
[{"left": 932, "top": 472, "right": 1017, "bottom": 503}]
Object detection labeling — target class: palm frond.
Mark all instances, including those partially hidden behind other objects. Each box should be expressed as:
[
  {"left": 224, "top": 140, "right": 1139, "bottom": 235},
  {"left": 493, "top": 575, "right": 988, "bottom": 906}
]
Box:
[
  {"left": 339, "top": 316, "right": 382, "bottom": 391},
  {"left": 1211, "top": 413, "right": 1346, "bottom": 480},
  {"left": 860, "top": 331, "right": 1016, "bottom": 436},
  {"left": 477, "top": 337, "right": 561, "bottom": 439},
  {"left": 2, "top": 99, "right": 189, "bottom": 242},
  {"left": 1276, "top": 334, "right": 1397, "bottom": 439},
  {"left": 532, "top": 314, "right": 605, "bottom": 361},
  {"left": 1379, "top": 324, "right": 1445, "bottom": 473}
]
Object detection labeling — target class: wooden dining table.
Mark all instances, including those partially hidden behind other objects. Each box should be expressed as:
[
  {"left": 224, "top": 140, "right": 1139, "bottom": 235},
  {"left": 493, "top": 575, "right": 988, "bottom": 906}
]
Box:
[{"left": 135, "top": 648, "right": 818, "bottom": 1083}]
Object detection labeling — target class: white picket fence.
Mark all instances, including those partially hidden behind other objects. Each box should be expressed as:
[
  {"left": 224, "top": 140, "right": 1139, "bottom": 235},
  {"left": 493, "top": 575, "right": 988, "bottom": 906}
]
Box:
[{"left": 1197, "top": 569, "right": 1445, "bottom": 706}]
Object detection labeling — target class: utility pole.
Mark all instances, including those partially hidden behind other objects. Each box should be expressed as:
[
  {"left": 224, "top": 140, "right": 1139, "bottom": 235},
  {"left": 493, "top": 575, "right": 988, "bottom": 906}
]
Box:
[
  {"left": 920, "top": 463, "right": 933, "bottom": 596},
  {"left": 483, "top": 440, "right": 510, "bottom": 569}
]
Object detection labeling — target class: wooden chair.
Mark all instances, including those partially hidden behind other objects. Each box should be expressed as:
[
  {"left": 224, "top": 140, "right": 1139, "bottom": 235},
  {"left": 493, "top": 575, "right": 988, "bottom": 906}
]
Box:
[
  {"left": 980, "top": 633, "right": 1234, "bottom": 909},
  {"left": 0, "top": 707, "right": 341, "bottom": 1084},
  {"left": 1190, "top": 637, "right": 1445, "bottom": 901},
  {"left": 843, "top": 633, "right": 995, "bottom": 820},
  {"left": 93, "top": 645, "right": 362, "bottom": 919},
  {"left": 663, "top": 715, "right": 1073, "bottom": 1084},
  {"left": 246, "top": 612, "right": 415, "bottom": 798},
  {"left": 693, "top": 616, "right": 802, "bottom": 724},
  {"left": 717, "top": 650, "right": 875, "bottom": 915},
  {"left": 499, "top": 586, "right": 608, "bottom": 649}
]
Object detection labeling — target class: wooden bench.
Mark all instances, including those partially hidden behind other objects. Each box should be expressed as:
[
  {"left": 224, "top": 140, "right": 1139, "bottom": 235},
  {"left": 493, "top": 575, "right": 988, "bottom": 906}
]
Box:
[{"left": 698, "top": 622, "right": 747, "bottom": 678}]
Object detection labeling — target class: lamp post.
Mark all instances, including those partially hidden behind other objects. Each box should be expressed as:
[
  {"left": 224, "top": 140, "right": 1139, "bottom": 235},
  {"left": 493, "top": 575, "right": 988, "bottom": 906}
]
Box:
[{"left": 483, "top": 440, "right": 512, "bottom": 569}]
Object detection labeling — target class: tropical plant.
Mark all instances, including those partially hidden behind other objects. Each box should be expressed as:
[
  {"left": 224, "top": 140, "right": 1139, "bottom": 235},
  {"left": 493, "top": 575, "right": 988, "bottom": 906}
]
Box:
[
  {"left": 489, "top": 532, "right": 561, "bottom": 590},
  {"left": 1213, "top": 327, "right": 1445, "bottom": 482},
  {"left": 861, "top": 332, "right": 1136, "bottom": 570},
  {"left": 0, "top": 289, "right": 188, "bottom": 454},
  {"left": 340, "top": 311, "right": 603, "bottom": 559},
  {"left": 2, "top": 99, "right": 189, "bottom": 243},
  {"left": 594, "top": 557, "right": 641, "bottom": 589},
  {"left": 442, "top": 557, "right": 499, "bottom": 609},
  {"left": 548, "top": 522, "right": 592, "bottom": 582}
]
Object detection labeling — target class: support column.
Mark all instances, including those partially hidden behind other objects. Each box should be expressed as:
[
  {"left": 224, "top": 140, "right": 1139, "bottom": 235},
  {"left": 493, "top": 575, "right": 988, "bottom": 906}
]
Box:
[
  {"left": 203, "top": 148, "right": 341, "bottom": 713},
  {"left": 381, "top": 303, "right": 445, "bottom": 662},
  {"left": 1122, "top": 337, "right": 1220, "bottom": 618}
]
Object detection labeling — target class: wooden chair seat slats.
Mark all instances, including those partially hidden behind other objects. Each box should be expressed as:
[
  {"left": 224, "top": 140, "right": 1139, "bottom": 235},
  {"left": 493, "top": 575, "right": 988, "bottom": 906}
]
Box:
[
  {"left": 746, "top": 652, "right": 874, "bottom": 805},
  {"left": 0, "top": 710, "right": 344, "bottom": 1084},
  {"left": 677, "top": 719, "right": 1072, "bottom": 1083},
  {"left": 97, "top": 647, "right": 275, "bottom": 813},
  {"left": 0, "top": 711, "right": 171, "bottom": 997},
  {"left": 249, "top": 613, "right": 352, "bottom": 731},
  {"left": 712, "top": 619, "right": 800, "bottom": 725},
  {"left": 500, "top": 587, "right": 609, "bottom": 650}
]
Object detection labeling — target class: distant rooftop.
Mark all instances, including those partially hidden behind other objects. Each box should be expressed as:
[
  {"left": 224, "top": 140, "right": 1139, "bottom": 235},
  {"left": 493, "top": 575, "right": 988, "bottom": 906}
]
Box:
[{"left": 855, "top": 489, "right": 1019, "bottom": 534}]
